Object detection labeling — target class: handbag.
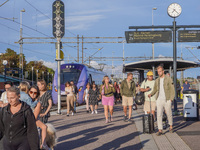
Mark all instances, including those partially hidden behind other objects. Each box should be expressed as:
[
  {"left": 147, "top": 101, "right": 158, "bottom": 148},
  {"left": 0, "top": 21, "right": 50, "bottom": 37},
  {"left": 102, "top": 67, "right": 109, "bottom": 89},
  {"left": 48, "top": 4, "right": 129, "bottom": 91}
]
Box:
[{"left": 135, "top": 92, "right": 145, "bottom": 105}]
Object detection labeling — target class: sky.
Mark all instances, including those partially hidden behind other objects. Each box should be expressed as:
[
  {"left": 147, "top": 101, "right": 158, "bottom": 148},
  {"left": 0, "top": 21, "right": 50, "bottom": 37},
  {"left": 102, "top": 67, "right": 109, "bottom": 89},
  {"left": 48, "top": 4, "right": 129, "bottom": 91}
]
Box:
[{"left": 0, "top": 0, "right": 200, "bottom": 78}]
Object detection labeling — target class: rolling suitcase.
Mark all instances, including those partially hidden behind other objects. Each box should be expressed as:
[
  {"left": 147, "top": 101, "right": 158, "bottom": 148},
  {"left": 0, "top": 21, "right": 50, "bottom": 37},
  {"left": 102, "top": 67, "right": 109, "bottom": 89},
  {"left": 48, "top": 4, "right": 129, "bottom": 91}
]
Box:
[{"left": 142, "top": 98, "right": 155, "bottom": 134}]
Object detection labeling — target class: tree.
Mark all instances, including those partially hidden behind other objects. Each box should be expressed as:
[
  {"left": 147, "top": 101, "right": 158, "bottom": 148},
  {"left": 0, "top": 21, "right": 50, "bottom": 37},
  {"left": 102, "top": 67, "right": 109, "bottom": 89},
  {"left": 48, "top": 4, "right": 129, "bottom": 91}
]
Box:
[{"left": 26, "top": 61, "right": 55, "bottom": 83}]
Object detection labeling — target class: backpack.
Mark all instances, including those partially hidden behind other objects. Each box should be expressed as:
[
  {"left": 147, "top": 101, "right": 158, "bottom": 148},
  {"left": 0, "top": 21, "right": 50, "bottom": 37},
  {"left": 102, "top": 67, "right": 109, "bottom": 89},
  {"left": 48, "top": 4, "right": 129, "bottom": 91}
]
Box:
[{"left": 135, "top": 79, "right": 148, "bottom": 105}]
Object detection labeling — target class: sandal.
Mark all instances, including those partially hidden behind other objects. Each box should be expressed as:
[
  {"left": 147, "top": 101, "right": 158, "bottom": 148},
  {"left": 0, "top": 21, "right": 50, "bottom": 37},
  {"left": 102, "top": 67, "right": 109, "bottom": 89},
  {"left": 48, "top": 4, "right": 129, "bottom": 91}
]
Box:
[
  {"left": 169, "top": 128, "right": 174, "bottom": 133},
  {"left": 156, "top": 131, "right": 163, "bottom": 136}
]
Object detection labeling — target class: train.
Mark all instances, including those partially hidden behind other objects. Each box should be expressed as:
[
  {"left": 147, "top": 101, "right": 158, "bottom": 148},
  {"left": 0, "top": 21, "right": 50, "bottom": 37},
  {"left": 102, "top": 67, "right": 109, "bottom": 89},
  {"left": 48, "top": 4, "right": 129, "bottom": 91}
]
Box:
[{"left": 52, "top": 63, "right": 106, "bottom": 104}]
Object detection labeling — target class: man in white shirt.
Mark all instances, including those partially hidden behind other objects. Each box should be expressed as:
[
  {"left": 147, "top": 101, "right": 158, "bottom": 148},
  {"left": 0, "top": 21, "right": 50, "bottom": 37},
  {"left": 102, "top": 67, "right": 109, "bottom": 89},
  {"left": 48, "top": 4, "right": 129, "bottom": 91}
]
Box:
[
  {"left": 140, "top": 71, "right": 156, "bottom": 119},
  {"left": 0, "top": 81, "right": 12, "bottom": 107}
]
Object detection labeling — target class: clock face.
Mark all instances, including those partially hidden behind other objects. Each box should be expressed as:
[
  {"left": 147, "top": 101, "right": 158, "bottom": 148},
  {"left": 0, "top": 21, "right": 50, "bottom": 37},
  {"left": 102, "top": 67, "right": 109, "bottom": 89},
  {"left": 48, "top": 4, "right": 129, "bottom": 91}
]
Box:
[{"left": 167, "top": 3, "right": 182, "bottom": 18}]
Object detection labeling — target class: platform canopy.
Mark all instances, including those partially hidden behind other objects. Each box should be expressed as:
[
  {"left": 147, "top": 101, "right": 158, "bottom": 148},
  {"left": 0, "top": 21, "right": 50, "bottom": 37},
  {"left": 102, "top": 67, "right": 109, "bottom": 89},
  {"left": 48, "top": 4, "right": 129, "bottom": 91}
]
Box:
[{"left": 123, "top": 58, "right": 200, "bottom": 72}]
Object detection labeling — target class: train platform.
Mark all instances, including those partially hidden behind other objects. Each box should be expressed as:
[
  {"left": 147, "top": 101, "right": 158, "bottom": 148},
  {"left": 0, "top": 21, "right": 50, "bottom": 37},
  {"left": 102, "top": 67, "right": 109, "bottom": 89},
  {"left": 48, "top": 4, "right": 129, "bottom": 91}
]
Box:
[
  {"left": 48, "top": 100, "right": 200, "bottom": 150},
  {"left": 1, "top": 101, "right": 200, "bottom": 150}
]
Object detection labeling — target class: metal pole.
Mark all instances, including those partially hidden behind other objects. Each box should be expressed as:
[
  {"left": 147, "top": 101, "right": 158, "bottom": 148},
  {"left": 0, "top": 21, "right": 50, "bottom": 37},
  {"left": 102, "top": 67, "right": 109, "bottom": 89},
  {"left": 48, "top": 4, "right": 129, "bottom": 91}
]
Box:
[
  {"left": 36, "top": 69, "right": 38, "bottom": 82},
  {"left": 57, "top": 37, "right": 61, "bottom": 114},
  {"left": 82, "top": 35, "right": 84, "bottom": 64},
  {"left": 32, "top": 66, "right": 34, "bottom": 85},
  {"left": 47, "top": 72, "right": 49, "bottom": 85},
  {"left": 77, "top": 35, "right": 79, "bottom": 63},
  {"left": 173, "top": 18, "right": 177, "bottom": 112},
  {"left": 152, "top": 8, "right": 157, "bottom": 77},
  {"left": 4, "top": 65, "right": 6, "bottom": 82},
  {"left": 181, "top": 45, "right": 184, "bottom": 86},
  {"left": 20, "top": 9, "right": 25, "bottom": 81},
  {"left": 123, "top": 40, "right": 125, "bottom": 79}
]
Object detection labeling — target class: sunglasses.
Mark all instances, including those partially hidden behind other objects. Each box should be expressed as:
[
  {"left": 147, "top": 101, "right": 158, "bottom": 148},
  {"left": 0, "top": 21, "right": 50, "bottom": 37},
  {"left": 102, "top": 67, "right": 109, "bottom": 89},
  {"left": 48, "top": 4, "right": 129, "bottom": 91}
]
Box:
[{"left": 29, "top": 91, "right": 37, "bottom": 95}]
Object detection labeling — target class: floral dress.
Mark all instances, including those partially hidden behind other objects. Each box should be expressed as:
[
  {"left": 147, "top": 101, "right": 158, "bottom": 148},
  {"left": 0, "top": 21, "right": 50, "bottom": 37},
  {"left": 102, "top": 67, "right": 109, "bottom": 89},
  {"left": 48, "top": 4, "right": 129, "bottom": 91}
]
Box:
[{"left": 88, "top": 88, "right": 100, "bottom": 105}]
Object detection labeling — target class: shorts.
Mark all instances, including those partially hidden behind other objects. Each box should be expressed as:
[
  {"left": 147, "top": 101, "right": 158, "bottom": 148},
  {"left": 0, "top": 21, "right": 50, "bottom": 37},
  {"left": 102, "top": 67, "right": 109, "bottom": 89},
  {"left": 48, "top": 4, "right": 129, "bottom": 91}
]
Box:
[
  {"left": 143, "top": 101, "right": 156, "bottom": 112},
  {"left": 102, "top": 95, "right": 114, "bottom": 106},
  {"left": 122, "top": 96, "right": 133, "bottom": 106}
]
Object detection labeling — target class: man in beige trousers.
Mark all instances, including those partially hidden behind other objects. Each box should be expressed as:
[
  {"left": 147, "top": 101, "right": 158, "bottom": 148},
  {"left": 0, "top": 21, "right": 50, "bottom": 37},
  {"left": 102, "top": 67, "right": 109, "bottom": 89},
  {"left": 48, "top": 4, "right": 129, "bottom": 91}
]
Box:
[{"left": 148, "top": 65, "right": 175, "bottom": 136}]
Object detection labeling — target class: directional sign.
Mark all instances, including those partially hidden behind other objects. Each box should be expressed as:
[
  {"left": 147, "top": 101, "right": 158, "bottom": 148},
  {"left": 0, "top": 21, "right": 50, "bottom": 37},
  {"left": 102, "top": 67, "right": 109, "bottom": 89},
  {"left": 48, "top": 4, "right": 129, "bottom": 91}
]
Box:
[
  {"left": 125, "top": 31, "right": 172, "bottom": 43},
  {"left": 178, "top": 30, "right": 200, "bottom": 42}
]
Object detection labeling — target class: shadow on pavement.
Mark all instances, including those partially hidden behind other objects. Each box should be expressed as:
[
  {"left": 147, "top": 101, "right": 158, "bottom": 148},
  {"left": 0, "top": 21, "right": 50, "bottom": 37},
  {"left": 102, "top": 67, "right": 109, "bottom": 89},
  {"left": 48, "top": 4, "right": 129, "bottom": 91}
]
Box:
[
  {"left": 56, "top": 123, "right": 133, "bottom": 149},
  {"left": 94, "top": 132, "right": 144, "bottom": 150}
]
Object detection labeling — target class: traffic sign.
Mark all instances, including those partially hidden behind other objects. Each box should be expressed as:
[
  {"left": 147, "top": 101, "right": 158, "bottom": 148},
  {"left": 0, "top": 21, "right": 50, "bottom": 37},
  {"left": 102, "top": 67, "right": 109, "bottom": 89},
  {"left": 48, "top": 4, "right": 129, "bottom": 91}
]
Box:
[
  {"left": 125, "top": 31, "right": 172, "bottom": 43},
  {"left": 178, "top": 30, "right": 200, "bottom": 42}
]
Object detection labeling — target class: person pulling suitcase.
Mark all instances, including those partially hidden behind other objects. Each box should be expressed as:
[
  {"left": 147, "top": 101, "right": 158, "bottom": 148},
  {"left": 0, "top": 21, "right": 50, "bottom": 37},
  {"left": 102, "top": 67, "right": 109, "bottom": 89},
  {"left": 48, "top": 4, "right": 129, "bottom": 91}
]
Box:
[{"left": 148, "top": 65, "right": 175, "bottom": 136}]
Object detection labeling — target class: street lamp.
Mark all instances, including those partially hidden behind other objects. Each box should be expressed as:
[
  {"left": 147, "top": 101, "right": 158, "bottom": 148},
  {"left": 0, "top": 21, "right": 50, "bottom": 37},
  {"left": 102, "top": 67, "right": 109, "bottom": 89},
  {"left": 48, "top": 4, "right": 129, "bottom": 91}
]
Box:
[
  {"left": 36, "top": 69, "right": 38, "bottom": 83},
  {"left": 20, "top": 8, "right": 25, "bottom": 80},
  {"left": 122, "top": 40, "right": 126, "bottom": 79},
  {"left": 32, "top": 66, "right": 34, "bottom": 85},
  {"left": 3, "top": 60, "right": 8, "bottom": 82},
  {"left": 112, "top": 51, "right": 115, "bottom": 75},
  {"left": 42, "top": 71, "right": 44, "bottom": 79},
  {"left": 152, "top": 7, "right": 157, "bottom": 76}
]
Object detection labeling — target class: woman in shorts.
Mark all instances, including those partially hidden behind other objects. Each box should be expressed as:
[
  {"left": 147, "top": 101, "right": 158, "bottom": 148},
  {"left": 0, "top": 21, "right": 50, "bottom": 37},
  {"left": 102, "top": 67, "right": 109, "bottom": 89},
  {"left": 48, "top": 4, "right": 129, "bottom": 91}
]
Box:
[{"left": 100, "top": 76, "right": 115, "bottom": 123}]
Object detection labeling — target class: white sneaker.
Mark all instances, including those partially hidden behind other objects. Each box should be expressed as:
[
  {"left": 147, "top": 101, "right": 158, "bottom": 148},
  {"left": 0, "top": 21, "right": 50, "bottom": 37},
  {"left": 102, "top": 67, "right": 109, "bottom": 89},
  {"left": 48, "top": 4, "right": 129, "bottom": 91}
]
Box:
[
  {"left": 91, "top": 111, "right": 94, "bottom": 114},
  {"left": 95, "top": 110, "right": 98, "bottom": 114},
  {"left": 72, "top": 112, "right": 74, "bottom": 116}
]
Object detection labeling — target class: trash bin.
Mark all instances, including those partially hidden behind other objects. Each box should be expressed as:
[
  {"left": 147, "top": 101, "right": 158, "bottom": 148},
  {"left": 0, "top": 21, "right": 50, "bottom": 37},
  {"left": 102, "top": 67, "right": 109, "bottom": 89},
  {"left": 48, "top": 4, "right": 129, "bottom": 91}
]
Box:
[{"left": 183, "top": 90, "right": 199, "bottom": 121}]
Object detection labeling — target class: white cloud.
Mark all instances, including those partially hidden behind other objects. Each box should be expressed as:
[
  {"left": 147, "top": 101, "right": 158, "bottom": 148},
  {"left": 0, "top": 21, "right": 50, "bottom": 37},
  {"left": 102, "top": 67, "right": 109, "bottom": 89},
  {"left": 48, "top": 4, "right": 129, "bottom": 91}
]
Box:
[
  {"left": 89, "top": 61, "right": 123, "bottom": 78},
  {"left": 37, "top": 19, "right": 51, "bottom": 27},
  {"left": 69, "top": 9, "right": 113, "bottom": 16}
]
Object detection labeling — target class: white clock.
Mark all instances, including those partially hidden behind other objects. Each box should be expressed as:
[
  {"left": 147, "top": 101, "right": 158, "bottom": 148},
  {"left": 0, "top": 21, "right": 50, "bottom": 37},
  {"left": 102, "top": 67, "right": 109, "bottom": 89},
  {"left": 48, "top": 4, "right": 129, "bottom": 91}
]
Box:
[{"left": 167, "top": 3, "right": 182, "bottom": 18}]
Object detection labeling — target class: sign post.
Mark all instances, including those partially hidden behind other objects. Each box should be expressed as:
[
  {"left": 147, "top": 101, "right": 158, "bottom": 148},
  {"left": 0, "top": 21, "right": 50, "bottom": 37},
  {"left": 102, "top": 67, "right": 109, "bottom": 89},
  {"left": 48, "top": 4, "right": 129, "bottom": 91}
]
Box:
[{"left": 52, "top": 0, "right": 65, "bottom": 114}]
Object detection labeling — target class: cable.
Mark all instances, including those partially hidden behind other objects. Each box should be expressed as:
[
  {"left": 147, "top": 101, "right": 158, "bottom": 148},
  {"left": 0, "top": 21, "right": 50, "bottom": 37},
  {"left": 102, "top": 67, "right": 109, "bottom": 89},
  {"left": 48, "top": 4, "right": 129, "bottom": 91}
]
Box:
[{"left": 0, "top": 41, "right": 55, "bottom": 58}]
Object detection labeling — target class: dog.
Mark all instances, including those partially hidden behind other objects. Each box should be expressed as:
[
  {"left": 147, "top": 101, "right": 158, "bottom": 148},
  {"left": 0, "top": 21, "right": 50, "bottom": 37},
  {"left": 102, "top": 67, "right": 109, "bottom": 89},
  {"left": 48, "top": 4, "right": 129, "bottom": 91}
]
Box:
[{"left": 45, "top": 123, "right": 57, "bottom": 150}]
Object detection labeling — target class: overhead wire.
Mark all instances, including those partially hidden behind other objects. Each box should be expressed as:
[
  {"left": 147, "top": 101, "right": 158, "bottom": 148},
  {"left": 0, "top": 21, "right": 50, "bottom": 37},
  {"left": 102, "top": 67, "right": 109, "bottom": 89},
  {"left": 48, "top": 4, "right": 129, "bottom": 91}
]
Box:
[{"left": 0, "top": 41, "right": 55, "bottom": 58}]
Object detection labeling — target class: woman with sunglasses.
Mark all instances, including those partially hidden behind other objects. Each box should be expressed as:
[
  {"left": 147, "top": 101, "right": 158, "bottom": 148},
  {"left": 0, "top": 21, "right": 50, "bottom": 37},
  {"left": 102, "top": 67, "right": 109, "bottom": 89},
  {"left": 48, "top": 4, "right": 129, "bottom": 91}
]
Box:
[{"left": 29, "top": 85, "right": 49, "bottom": 150}]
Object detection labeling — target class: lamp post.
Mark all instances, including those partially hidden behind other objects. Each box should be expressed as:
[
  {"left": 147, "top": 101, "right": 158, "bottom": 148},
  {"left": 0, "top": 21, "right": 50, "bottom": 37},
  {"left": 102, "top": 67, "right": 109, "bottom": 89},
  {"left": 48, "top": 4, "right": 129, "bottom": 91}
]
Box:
[
  {"left": 47, "top": 72, "right": 49, "bottom": 85},
  {"left": 152, "top": 7, "right": 157, "bottom": 76},
  {"left": 3, "top": 60, "right": 8, "bottom": 82},
  {"left": 32, "top": 66, "right": 34, "bottom": 85},
  {"left": 19, "top": 8, "right": 25, "bottom": 80},
  {"left": 122, "top": 40, "right": 126, "bottom": 79},
  {"left": 112, "top": 51, "right": 115, "bottom": 75},
  {"left": 42, "top": 71, "right": 44, "bottom": 80},
  {"left": 36, "top": 69, "right": 38, "bottom": 83}
]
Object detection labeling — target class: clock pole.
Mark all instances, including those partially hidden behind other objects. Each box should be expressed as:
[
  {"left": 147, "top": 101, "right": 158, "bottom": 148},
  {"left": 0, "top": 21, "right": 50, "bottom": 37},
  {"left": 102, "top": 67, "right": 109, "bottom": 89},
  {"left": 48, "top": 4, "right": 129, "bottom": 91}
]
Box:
[{"left": 173, "top": 18, "right": 177, "bottom": 112}]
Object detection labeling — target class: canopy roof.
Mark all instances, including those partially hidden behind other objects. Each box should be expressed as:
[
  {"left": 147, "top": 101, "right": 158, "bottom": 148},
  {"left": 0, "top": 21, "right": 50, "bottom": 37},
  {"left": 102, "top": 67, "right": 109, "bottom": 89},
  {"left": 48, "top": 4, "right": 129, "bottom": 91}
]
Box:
[{"left": 123, "top": 58, "right": 200, "bottom": 72}]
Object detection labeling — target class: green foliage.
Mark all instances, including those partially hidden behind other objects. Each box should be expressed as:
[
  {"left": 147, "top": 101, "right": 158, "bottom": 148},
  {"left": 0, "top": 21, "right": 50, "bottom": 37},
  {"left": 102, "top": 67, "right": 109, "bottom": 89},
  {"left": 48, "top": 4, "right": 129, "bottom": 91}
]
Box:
[{"left": 0, "top": 48, "right": 55, "bottom": 83}]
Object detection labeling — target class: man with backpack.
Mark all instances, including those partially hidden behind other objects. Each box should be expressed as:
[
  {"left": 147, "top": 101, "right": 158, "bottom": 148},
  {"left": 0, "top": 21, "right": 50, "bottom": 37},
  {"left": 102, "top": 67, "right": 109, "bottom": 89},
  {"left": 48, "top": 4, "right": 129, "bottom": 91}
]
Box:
[
  {"left": 120, "top": 73, "right": 136, "bottom": 122},
  {"left": 148, "top": 65, "right": 175, "bottom": 136},
  {"left": 140, "top": 71, "right": 156, "bottom": 119}
]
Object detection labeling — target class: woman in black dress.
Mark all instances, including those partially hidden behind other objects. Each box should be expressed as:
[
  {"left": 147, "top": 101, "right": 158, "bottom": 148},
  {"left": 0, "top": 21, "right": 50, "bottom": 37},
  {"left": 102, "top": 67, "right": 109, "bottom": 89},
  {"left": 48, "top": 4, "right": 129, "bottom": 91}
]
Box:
[
  {"left": 37, "top": 79, "right": 52, "bottom": 123},
  {"left": 88, "top": 83, "right": 100, "bottom": 114}
]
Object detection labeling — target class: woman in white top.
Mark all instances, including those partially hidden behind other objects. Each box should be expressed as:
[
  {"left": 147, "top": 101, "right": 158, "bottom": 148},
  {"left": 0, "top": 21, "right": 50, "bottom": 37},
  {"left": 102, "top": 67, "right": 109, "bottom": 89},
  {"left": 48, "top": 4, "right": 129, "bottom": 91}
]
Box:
[
  {"left": 0, "top": 81, "right": 12, "bottom": 107},
  {"left": 83, "top": 83, "right": 91, "bottom": 113},
  {"left": 65, "top": 81, "right": 75, "bottom": 116}
]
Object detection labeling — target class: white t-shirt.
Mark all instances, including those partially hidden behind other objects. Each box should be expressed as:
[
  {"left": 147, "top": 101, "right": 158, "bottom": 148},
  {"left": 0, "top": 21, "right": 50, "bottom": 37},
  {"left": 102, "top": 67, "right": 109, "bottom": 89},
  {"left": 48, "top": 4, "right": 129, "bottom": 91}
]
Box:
[
  {"left": 0, "top": 91, "right": 8, "bottom": 103},
  {"left": 141, "top": 79, "right": 156, "bottom": 101},
  {"left": 157, "top": 77, "right": 166, "bottom": 101}
]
